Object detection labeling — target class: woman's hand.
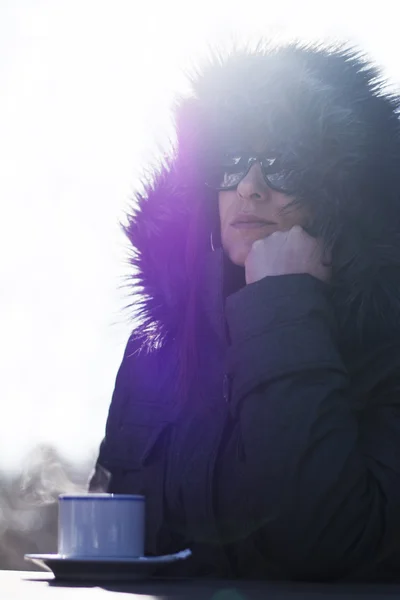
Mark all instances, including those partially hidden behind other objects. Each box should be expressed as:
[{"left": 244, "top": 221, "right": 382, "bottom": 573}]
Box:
[{"left": 245, "top": 225, "right": 331, "bottom": 285}]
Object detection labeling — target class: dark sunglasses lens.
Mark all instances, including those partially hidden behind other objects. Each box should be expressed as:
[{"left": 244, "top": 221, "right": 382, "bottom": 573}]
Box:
[
  {"left": 206, "top": 159, "right": 246, "bottom": 189},
  {"left": 220, "top": 170, "right": 246, "bottom": 189},
  {"left": 206, "top": 168, "right": 243, "bottom": 189},
  {"left": 264, "top": 170, "right": 296, "bottom": 194},
  {"left": 206, "top": 153, "right": 247, "bottom": 190}
]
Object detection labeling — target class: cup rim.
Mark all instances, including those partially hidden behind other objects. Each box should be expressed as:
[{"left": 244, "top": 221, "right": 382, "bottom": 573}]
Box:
[{"left": 58, "top": 493, "right": 145, "bottom": 501}]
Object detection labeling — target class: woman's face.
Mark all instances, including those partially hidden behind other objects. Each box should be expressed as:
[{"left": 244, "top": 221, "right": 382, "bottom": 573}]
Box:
[{"left": 218, "top": 163, "right": 309, "bottom": 266}]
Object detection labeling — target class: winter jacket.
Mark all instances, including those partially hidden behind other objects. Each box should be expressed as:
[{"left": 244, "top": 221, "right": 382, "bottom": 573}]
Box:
[{"left": 90, "top": 43, "right": 400, "bottom": 581}]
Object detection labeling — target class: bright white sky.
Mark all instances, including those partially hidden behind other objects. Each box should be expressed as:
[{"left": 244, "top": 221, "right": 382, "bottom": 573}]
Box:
[{"left": 0, "top": 0, "right": 399, "bottom": 473}]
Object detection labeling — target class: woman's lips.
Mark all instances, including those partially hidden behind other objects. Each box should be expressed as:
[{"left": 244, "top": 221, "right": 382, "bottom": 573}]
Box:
[{"left": 231, "top": 217, "right": 277, "bottom": 230}]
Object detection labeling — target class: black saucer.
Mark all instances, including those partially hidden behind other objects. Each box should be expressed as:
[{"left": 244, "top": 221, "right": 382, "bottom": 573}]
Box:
[{"left": 25, "top": 549, "right": 192, "bottom": 581}]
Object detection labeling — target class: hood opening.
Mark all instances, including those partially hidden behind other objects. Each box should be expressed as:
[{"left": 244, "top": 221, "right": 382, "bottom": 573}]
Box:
[{"left": 124, "top": 41, "right": 400, "bottom": 345}]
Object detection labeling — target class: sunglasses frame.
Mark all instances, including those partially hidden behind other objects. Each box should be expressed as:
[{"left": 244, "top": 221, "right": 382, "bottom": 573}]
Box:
[{"left": 205, "top": 154, "right": 293, "bottom": 194}]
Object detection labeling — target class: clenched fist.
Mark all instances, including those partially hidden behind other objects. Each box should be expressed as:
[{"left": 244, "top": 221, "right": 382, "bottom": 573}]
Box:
[{"left": 245, "top": 226, "right": 331, "bottom": 285}]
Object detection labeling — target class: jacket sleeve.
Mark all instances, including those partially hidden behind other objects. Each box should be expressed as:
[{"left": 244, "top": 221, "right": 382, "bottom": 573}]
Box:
[{"left": 225, "top": 274, "right": 400, "bottom": 580}]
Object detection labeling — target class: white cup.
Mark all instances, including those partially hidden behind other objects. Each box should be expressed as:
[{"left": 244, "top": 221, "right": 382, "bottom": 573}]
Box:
[{"left": 58, "top": 494, "right": 145, "bottom": 558}]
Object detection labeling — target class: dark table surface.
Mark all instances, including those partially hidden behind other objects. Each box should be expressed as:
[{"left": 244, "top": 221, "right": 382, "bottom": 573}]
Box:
[{"left": 4, "top": 571, "right": 400, "bottom": 599}]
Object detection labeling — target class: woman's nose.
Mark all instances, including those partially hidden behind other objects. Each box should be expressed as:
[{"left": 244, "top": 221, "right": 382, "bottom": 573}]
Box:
[{"left": 236, "top": 163, "right": 269, "bottom": 202}]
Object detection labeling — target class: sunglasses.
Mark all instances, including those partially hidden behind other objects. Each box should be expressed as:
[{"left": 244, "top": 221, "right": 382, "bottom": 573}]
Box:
[{"left": 205, "top": 153, "right": 297, "bottom": 194}]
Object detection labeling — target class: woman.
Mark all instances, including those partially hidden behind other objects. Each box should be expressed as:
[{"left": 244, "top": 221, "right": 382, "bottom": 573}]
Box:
[{"left": 90, "top": 43, "right": 400, "bottom": 581}]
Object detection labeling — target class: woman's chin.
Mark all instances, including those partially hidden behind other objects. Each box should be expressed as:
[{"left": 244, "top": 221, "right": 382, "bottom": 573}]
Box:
[
  {"left": 224, "top": 241, "right": 253, "bottom": 267},
  {"left": 223, "top": 228, "right": 272, "bottom": 266}
]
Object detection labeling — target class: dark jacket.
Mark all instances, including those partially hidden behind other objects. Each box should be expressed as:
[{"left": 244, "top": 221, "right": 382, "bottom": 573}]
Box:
[{"left": 91, "top": 44, "right": 400, "bottom": 581}]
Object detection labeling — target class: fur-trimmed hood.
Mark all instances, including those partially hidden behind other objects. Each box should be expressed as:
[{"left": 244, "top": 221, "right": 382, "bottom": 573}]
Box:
[{"left": 125, "top": 42, "right": 400, "bottom": 344}]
